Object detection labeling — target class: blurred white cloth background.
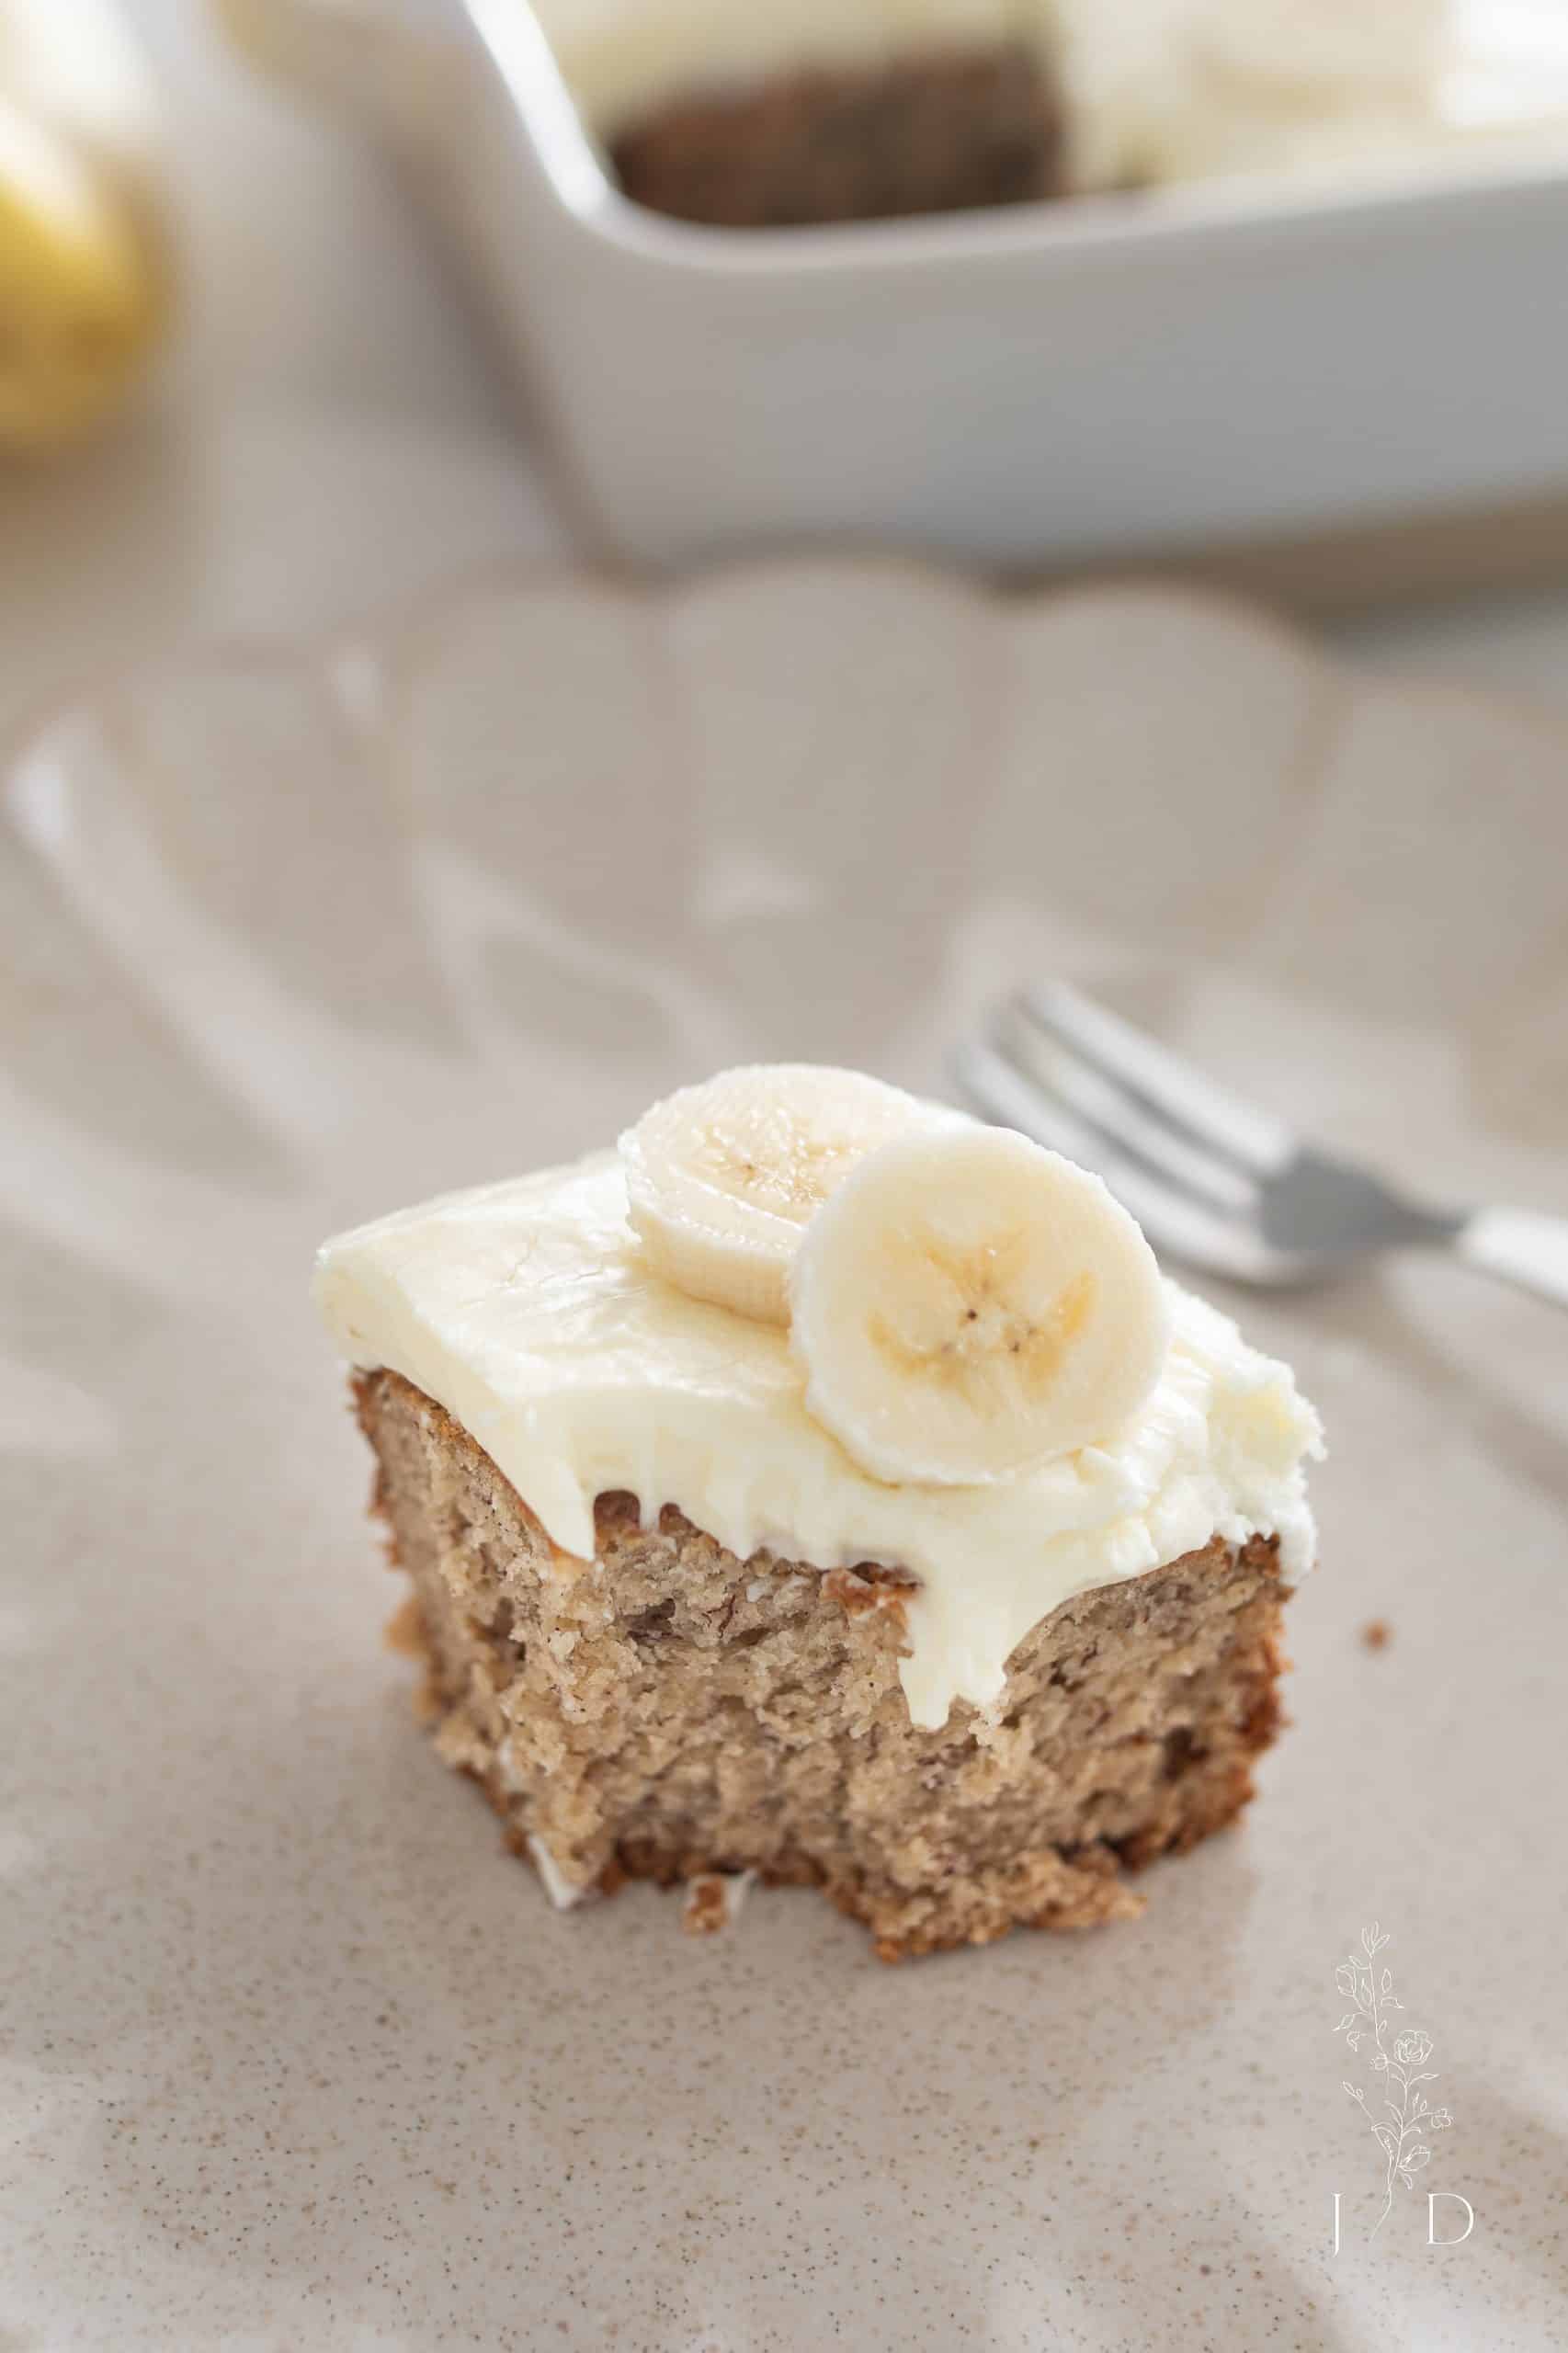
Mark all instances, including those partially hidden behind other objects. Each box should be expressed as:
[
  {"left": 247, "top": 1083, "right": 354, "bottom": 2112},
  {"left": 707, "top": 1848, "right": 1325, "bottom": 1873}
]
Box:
[{"left": 1, "top": 0, "right": 1566, "bottom": 745}]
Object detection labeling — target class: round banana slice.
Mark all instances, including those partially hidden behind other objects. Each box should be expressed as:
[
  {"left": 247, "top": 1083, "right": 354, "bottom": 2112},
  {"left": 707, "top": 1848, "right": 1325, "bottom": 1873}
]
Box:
[
  {"left": 620, "top": 1064, "right": 945, "bottom": 1324},
  {"left": 790, "top": 1124, "right": 1171, "bottom": 1484}
]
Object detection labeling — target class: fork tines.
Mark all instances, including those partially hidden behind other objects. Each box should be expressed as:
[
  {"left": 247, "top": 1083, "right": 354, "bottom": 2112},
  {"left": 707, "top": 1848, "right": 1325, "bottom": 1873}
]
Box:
[{"left": 953, "top": 983, "right": 1296, "bottom": 1283}]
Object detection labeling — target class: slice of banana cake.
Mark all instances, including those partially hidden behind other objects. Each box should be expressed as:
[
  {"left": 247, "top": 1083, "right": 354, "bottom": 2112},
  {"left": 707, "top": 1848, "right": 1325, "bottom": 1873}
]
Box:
[
  {"left": 315, "top": 1067, "right": 1322, "bottom": 1958},
  {"left": 532, "top": 0, "right": 1070, "bottom": 228}
]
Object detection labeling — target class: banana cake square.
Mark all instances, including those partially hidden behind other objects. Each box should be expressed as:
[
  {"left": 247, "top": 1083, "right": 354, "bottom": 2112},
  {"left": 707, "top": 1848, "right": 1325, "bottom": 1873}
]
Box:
[
  {"left": 315, "top": 1067, "right": 1321, "bottom": 1959},
  {"left": 536, "top": 0, "right": 1069, "bottom": 227},
  {"left": 528, "top": 0, "right": 1472, "bottom": 231}
]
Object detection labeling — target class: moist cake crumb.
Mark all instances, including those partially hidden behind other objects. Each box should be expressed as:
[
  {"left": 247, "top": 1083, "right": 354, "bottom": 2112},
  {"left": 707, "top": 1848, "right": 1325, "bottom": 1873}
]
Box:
[
  {"left": 680, "top": 1871, "right": 756, "bottom": 1936},
  {"left": 355, "top": 1366, "right": 1290, "bottom": 1959},
  {"left": 383, "top": 1594, "right": 427, "bottom": 1657},
  {"left": 609, "top": 45, "right": 1065, "bottom": 226}
]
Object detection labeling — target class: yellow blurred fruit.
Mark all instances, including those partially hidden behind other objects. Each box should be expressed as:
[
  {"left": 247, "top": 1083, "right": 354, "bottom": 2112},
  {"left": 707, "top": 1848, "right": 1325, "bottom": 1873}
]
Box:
[
  {"left": 0, "top": 93, "right": 163, "bottom": 449},
  {"left": 0, "top": 0, "right": 171, "bottom": 454}
]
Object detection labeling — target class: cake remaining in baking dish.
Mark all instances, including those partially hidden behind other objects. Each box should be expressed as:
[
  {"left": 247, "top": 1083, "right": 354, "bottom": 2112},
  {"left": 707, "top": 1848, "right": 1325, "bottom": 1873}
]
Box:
[
  {"left": 315, "top": 1068, "right": 1322, "bottom": 1957},
  {"left": 533, "top": 0, "right": 1066, "bottom": 223},
  {"left": 607, "top": 41, "right": 1065, "bottom": 228},
  {"left": 527, "top": 0, "right": 1500, "bottom": 228}
]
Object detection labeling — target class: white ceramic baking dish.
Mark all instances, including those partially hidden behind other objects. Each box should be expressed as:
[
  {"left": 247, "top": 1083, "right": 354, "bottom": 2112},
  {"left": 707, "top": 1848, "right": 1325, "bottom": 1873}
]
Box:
[{"left": 229, "top": 0, "right": 1568, "bottom": 574}]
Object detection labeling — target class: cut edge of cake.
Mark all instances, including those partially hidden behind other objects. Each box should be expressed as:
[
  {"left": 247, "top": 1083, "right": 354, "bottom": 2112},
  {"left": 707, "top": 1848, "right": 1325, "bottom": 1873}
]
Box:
[{"left": 356, "top": 1366, "right": 1289, "bottom": 1961}]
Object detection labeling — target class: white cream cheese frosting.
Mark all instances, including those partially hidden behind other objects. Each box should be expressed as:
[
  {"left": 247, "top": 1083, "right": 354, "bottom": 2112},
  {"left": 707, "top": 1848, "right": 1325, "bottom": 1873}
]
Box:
[
  {"left": 315, "top": 1150, "right": 1322, "bottom": 1731},
  {"left": 530, "top": 0, "right": 1028, "bottom": 140}
]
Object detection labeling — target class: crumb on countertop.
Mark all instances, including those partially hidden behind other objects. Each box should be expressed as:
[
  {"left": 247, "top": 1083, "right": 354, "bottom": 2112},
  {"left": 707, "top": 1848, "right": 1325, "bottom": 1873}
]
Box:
[
  {"left": 680, "top": 1870, "right": 757, "bottom": 1937},
  {"left": 1360, "top": 1619, "right": 1392, "bottom": 1652},
  {"left": 681, "top": 1876, "right": 730, "bottom": 1936},
  {"left": 383, "top": 1596, "right": 426, "bottom": 1657}
]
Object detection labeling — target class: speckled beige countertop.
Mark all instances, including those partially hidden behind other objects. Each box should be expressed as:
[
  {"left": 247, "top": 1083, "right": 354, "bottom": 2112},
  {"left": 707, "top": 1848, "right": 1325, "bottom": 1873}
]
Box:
[
  {"left": 5, "top": 552, "right": 1567, "bottom": 2349},
  {"left": 2, "top": 10, "right": 1567, "bottom": 2347}
]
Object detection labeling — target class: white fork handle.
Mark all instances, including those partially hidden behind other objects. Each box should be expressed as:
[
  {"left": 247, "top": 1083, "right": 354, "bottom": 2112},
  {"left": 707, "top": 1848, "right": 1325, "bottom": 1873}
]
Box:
[{"left": 1457, "top": 1207, "right": 1568, "bottom": 1310}]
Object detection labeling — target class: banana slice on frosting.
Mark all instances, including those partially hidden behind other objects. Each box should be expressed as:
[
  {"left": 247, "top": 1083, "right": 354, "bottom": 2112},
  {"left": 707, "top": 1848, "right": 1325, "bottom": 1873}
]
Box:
[
  {"left": 788, "top": 1122, "right": 1171, "bottom": 1485},
  {"left": 619, "top": 1063, "right": 946, "bottom": 1325}
]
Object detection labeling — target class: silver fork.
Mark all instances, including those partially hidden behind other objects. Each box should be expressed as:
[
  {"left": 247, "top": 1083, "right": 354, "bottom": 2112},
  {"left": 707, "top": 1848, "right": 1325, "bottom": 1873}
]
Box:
[{"left": 954, "top": 982, "right": 1568, "bottom": 1306}]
